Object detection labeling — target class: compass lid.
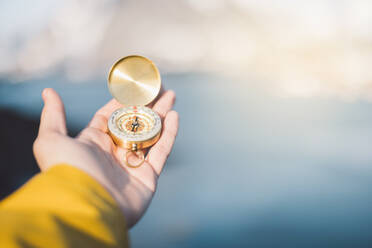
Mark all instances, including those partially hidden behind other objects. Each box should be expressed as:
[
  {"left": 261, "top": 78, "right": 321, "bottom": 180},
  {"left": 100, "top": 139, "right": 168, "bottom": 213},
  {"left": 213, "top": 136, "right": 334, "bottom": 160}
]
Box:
[{"left": 108, "top": 55, "right": 161, "bottom": 106}]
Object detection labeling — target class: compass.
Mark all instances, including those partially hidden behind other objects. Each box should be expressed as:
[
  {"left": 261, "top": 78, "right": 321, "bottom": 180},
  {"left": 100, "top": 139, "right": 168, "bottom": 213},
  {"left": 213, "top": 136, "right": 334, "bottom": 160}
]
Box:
[{"left": 107, "top": 55, "right": 162, "bottom": 168}]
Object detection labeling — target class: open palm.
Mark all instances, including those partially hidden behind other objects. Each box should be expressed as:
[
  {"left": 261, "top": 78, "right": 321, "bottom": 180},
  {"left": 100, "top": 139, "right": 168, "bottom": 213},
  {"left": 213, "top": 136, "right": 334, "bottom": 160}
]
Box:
[{"left": 33, "top": 88, "right": 178, "bottom": 227}]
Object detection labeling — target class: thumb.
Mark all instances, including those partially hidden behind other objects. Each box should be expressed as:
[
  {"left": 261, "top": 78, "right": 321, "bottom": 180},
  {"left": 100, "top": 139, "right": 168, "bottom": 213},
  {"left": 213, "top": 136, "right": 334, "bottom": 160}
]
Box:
[{"left": 38, "top": 88, "right": 67, "bottom": 135}]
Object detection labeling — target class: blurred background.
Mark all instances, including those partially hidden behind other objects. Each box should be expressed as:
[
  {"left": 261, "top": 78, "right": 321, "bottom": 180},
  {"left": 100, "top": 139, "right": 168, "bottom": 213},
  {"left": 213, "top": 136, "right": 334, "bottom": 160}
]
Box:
[{"left": 1, "top": 0, "right": 372, "bottom": 247}]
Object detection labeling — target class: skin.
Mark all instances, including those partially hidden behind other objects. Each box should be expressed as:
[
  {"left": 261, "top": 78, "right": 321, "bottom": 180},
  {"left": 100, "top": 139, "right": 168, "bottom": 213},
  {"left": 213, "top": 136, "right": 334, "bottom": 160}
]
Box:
[{"left": 33, "top": 88, "right": 179, "bottom": 228}]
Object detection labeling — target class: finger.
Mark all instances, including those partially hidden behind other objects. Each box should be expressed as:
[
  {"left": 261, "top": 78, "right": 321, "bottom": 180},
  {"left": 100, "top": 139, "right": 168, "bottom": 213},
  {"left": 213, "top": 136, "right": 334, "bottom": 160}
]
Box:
[
  {"left": 147, "top": 86, "right": 164, "bottom": 108},
  {"left": 151, "top": 90, "right": 176, "bottom": 119},
  {"left": 95, "top": 98, "right": 123, "bottom": 119},
  {"left": 147, "top": 110, "right": 179, "bottom": 175},
  {"left": 39, "top": 88, "right": 67, "bottom": 135},
  {"left": 88, "top": 113, "right": 108, "bottom": 132},
  {"left": 88, "top": 99, "right": 123, "bottom": 131}
]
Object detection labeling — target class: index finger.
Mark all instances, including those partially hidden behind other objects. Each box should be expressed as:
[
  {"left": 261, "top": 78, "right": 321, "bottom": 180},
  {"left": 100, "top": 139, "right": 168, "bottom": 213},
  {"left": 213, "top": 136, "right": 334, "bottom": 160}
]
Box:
[
  {"left": 95, "top": 98, "right": 123, "bottom": 118},
  {"left": 88, "top": 99, "right": 123, "bottom": 131}
]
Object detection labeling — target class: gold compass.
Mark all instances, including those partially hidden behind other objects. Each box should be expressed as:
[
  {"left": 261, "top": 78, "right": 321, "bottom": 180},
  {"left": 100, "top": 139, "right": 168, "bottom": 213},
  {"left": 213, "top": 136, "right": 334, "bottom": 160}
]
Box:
[{"left": 107, "top": 55, "right": 162, "bottom": 168}]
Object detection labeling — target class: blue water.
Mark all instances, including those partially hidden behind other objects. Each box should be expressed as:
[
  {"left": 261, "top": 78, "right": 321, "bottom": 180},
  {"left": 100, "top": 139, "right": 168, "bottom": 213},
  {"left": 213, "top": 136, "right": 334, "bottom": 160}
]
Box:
[{"left": 1, "top": 74, "right": 372, "bottom": 247}]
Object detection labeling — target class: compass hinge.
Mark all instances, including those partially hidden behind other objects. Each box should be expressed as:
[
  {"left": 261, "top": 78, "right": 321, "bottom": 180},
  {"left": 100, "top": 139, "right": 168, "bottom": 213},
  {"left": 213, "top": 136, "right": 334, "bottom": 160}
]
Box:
[{"left": 131, "top": 143, "right": 138, "bottom": 152}]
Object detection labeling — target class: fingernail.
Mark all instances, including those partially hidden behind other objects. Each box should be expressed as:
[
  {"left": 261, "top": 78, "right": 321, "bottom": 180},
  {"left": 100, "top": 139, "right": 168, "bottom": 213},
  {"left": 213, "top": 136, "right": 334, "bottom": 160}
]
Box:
[{"left": 42, "top": 88, "right": 51, "bottom": 102}]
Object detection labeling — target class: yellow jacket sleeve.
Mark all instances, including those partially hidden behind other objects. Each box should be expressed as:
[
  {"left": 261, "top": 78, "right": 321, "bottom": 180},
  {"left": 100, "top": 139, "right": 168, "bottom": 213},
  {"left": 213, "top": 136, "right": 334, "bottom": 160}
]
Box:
[{"left": 0, "top": 164, "right": 128, "bottom": 248}]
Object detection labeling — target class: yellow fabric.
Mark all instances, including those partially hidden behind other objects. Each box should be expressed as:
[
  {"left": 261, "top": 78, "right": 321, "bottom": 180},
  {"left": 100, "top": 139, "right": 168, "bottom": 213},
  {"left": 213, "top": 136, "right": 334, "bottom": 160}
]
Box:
[{"left": 0, "top": 164, "right": 128, "bottom": 248}]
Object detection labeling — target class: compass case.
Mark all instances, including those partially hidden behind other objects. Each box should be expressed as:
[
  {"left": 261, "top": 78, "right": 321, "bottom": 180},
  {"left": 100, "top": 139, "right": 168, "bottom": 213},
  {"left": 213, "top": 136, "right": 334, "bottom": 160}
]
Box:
[
  {"left": 107, "top": 55, "right": 162, "bottom": 151},
  {"left": 107, "top": 55, "right": 161, "bottom": 106}
]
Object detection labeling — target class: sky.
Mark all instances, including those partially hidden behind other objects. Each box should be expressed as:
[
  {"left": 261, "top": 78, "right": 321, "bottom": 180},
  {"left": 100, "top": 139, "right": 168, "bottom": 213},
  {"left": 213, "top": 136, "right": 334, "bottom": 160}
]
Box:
[{"left": 1, "top": 0, "right": 372, "bottom": 101}]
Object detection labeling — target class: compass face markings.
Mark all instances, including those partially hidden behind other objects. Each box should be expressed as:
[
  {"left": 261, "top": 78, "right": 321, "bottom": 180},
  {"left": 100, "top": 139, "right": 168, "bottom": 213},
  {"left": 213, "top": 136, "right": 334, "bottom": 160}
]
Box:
[
  {"left": 108, "top": 106, "right": 161, "bottom": 142},
  {"left": 118, "top": 113, "right": 152, "bottom": 134}
]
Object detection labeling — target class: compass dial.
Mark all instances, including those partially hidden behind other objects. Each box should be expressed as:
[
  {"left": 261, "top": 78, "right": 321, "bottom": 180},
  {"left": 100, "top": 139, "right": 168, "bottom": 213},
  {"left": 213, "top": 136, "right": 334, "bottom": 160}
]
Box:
[{"left": 108, "top": 106, "right": 162, "bottom": 150}]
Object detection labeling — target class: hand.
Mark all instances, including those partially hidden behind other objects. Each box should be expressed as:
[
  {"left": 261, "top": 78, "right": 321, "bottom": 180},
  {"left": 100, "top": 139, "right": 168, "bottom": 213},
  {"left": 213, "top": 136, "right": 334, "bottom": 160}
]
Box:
[{"left": 33, "top": 88, "right": 178, "bottom": 227}]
